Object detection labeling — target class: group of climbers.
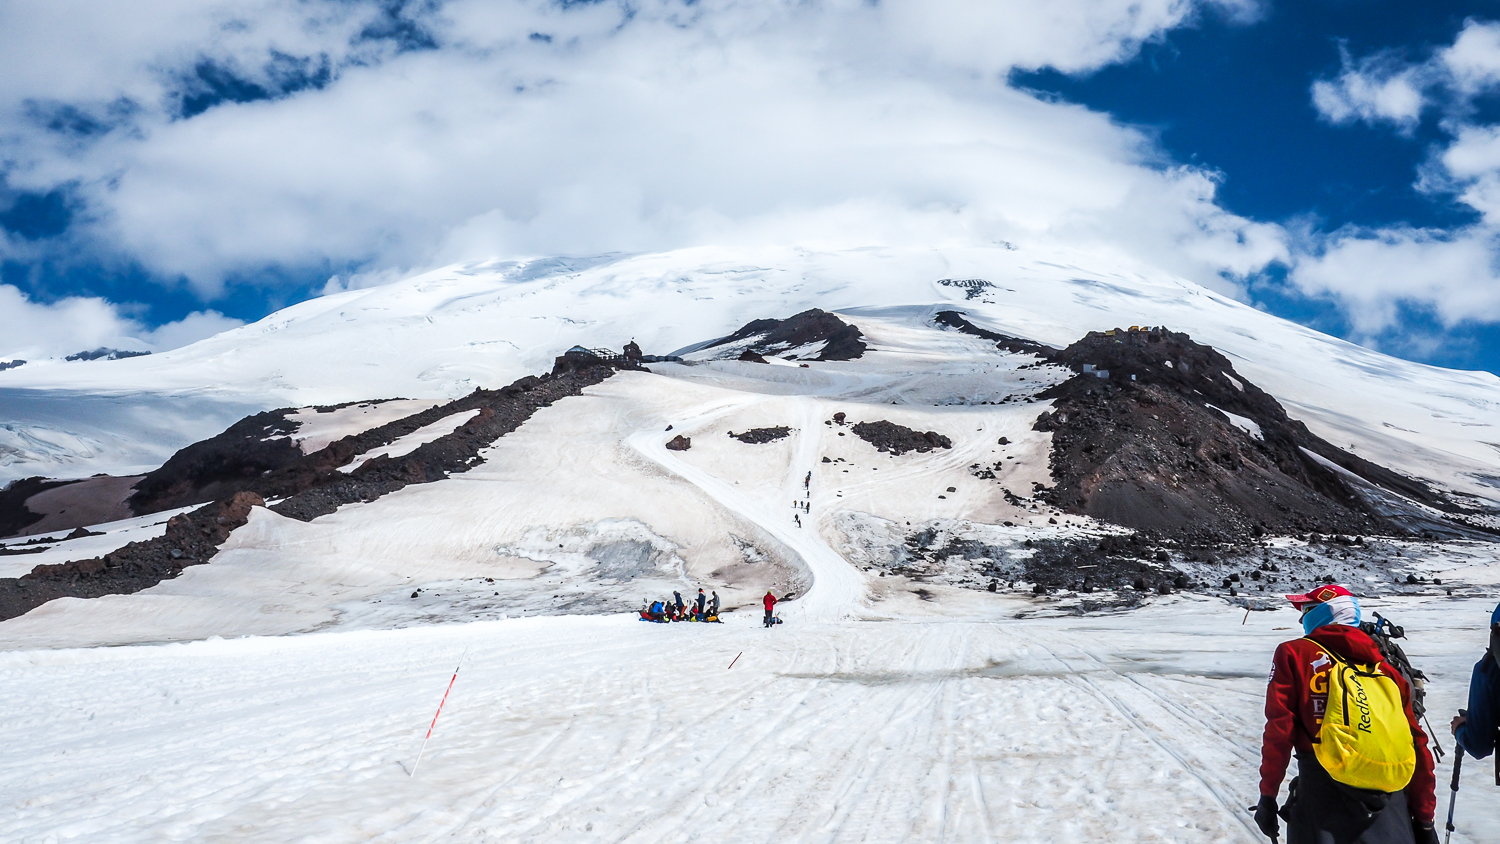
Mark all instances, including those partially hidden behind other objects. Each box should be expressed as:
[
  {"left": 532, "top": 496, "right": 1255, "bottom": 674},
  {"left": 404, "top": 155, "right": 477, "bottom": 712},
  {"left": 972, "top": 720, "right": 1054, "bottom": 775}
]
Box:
[
  {"left": 1254, "top": 585, "right": 1500, "bottom": 844},
  {"left": 637, "top": 588, "right": 791, "bottom": 628},
  {"left": 640, "top": 588, "right": 721, "bottom": 623}
]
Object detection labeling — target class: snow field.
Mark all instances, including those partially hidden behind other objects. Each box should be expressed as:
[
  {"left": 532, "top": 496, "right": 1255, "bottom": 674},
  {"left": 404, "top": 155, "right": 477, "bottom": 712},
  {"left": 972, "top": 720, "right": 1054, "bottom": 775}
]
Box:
[
  {"left": 285, "top": 400, "right": 441, "bottom": 455},
  {"left": 0, "top": 287, "right": 1497, "bottom": 841},
  {"left": 338, "top": 409, "right": 482, "bottom": 472},
  {"left": 6, "top": 596, "right": 1497, "bottom": 842}
]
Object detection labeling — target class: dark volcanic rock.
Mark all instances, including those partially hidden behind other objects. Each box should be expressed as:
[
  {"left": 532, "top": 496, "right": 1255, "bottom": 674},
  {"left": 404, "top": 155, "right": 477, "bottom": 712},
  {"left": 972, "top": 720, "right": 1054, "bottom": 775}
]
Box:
[
  {"left": 65, "top": 348, "right": 150, "bottom": 362},
  {"left": 0, "top": 477, "right": 76, "bottom": 538},
  {"left": 730, "top": 427, "right": 790, "bottom": 444},
  {"left": 666, "top": 435, "right": 692, "bottom": 451},
  {"left": 128, "top": 409, "right": 305, "bottom": 514},
  {"left": 1034, "top": 327, "right": 1493, "bottom": 542},
  {"left": 0, "top": 492, "right": 263, "bottom": 621},
  {"left": 0, "top": 363, "right": 619, "bottom": 621},
  {"left": 705, "top": 309, "right": 866, "bottom": 361},
  {"left": 737, "top": 349, "right": 768, "bottom": 363},
  {"left": 266, "top": 366, "right": 615, "bottom": 522},
  {"left": 851, "top": 421, "right": 952, "bottom": 455},
  {"left": 933, "top": 311, "right": 1058, "bottom": 358}
]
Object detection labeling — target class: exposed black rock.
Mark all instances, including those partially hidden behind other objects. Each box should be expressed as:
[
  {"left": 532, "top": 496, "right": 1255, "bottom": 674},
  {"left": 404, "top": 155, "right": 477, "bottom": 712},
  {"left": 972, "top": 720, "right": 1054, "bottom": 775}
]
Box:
[
  {"left": 0, "top": 359, "right": 25, "bottom": 371},
  {"left": 730, "top": 427, "right": 790, "bottom": 444},
  {"left": 935, "top": 278, "right": 995, "bottom": 300},
  {"left": 0, "top": 363, "right": 619, "bottom": 621},
  {"left": 0, "top": 477, "right": 75, "bottom": 537},
  {"left": 65, "top": 348, "right": 150, "bottom": 362},
  {"left": 666, "top": 435, "right": 692, "bottom": 451},
  {"left": 737, "top": 349, "right": 768, "bottom": 363},
  {"left": 1033, "top": 327, "right": 1494, "bottom": 542},
  {"left": 851, "top": 420, "right": 952, "bottom": 455},
  {"left": 933, "top": 311, "right": 1058, "bottom": 358},
  {"left": 128, "top": 409, "right": 305, "bottom": 514},
  {"left": 704, "top": 309, "right": 866, "bottom": 361},
  {"left": 266, "top": 367, "right": 615, "bottom": 522},
  {"left": 0, "top": 492, "right": 263, "bottom": 621}
]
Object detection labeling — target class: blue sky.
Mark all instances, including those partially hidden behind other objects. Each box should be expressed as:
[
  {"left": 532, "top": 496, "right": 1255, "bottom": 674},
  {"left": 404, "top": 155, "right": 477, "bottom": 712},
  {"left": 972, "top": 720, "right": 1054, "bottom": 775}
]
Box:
[
  {"left": 2, "top": 0, "right": 1500, "bottom": 374},
  {"left": 1017, "top": 0, "right": 1500, "bottom": 371}
]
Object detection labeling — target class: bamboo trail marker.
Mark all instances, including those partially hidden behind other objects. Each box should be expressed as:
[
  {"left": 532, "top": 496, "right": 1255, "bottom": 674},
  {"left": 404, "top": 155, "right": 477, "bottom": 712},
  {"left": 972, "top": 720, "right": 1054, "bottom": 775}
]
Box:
[
  {"left": 727, "top": 651, "right": 742, "bottom": 670},
  {"left": 410, "top": 646, "right": 469, "bottom": 778}
]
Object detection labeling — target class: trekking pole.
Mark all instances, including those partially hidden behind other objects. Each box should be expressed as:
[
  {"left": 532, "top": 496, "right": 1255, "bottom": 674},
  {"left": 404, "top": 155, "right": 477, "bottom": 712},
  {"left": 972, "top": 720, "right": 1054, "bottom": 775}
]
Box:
[
  {"left": 1444, "top": 741, "right": 1463, "bottom": 844},
  {"left": 1425, "top": 715, "right": 1446, "bottom": 761},
  {"left": 409, "top": 646, "right": 469, "bottom": 778}
]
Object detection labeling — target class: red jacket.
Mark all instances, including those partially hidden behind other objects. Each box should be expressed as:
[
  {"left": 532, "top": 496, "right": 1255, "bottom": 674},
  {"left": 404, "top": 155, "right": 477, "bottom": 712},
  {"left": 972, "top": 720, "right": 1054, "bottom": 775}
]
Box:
[
  {"left": 763, "top": 593, "right": 777, "bottom": 612},
  {"left": 1259, "top": 624, "right": 1436, "bottom": 823}
]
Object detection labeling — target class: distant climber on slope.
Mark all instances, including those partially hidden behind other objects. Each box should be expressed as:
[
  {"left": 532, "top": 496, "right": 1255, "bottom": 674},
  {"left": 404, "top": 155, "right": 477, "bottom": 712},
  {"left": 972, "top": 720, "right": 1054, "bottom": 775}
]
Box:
[
  {"left": 674, "top": 591, "right": 685, "bottom": 614},
  {"left": 1450, "top": 600, "right": 1500, "bottom": 763},
  {"left": 763, "top": 591, "right": 778, "bottom": 628},
  {"left": 710, "top": 590, "right": 720, "bottom": 617},
  {"left": 1254, "top": 584, "right": 1437, "bottom": 844},
  {"left": 696, "top": 588, "right": 707, "bottom": 618}
]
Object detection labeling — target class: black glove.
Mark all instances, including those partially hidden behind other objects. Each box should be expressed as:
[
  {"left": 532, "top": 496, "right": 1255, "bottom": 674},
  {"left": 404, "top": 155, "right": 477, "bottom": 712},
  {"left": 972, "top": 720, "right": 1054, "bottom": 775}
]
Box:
[
  {"left": 1413, "top": 822, "right": 1439, "bottom": 844},
  {"left": 1253, "top": 795, "right": 1279, "bottom": 839}
]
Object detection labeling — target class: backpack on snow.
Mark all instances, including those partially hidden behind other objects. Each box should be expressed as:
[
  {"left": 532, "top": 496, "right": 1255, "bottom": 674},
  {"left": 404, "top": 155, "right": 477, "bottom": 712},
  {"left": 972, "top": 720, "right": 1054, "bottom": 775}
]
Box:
[{"left": 1307, "top": 640, "right": 1417, "bottom": 793}]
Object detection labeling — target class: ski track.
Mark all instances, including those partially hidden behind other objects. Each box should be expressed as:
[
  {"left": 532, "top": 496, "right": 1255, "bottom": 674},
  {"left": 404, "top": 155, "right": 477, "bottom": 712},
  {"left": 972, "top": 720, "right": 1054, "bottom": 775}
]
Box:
[{"left": 3, "top": 385, "right": 1485, "bottom": 842}]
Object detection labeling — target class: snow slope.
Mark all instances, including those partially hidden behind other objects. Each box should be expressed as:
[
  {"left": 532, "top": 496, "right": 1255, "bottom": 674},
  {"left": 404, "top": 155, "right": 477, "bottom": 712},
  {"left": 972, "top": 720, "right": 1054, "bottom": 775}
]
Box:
[{"left": 4, "top": 596, "right": 1497, "bottom": 842}]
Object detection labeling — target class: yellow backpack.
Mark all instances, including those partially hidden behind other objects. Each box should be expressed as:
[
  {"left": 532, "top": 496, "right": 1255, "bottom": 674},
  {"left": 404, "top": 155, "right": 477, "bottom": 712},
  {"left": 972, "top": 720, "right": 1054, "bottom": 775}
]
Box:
[{"left": 1310, "top": 641, "right": 1417, "bottom": 792}]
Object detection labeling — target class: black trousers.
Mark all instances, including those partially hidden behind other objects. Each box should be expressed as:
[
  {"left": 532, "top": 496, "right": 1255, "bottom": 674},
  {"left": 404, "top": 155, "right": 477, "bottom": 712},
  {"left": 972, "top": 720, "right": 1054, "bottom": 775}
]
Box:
[{"left": 1287, "top": 754, "right": 1414, "bottom": 844}]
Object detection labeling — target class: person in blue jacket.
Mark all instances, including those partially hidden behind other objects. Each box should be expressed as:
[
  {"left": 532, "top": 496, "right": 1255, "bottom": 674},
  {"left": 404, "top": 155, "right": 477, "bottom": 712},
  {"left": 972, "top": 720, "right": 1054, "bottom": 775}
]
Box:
[{"left": 1451, "top": 601, "right": 1500, "bottom": 760}]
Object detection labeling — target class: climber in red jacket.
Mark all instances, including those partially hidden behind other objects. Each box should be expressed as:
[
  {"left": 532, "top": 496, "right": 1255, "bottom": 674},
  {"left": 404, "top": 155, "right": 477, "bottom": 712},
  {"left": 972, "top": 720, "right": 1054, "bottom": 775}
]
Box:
[{"left": 1255, "top": 584, "right": 1437, "bottom": 843}]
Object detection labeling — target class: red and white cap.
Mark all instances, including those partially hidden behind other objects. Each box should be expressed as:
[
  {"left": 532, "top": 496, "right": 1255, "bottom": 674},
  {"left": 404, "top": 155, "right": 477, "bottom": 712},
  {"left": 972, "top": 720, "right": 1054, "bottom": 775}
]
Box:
[{"left": 1285, "top": 584, "right": 1353, "bottom": 607}]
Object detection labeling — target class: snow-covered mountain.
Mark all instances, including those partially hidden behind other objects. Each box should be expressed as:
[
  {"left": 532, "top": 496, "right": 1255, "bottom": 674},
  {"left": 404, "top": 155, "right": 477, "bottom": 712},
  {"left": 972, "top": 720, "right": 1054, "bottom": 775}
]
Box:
[
  {"left": 2, "top": 244, "right": 1499, "bottom": 842},
  {"left": 3, "top": 244, "right": 1498, "bottom": 495}
]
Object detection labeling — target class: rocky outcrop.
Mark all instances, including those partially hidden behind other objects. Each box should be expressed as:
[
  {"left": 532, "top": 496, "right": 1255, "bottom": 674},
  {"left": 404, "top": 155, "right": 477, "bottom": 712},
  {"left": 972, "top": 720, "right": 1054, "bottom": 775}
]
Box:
[
  {"left": 729, "top": 427, "right": 790, "bottom": 444},
  {"left": 0, "top": 492, "right": 263, "bottom": 621},
  {"left": 1034, "top": 327, "right": 1494, "bottom": 542},
  {"left": 666, "top": 435, "right": 692, "bottom": 451},
  {"left": 128, "top": 409, "right": 305, "bottom": 514},
  {"left": 932, "top": 311, "right": 1057, "bottom": 358},
  {"left": 0, "top": 362, "right": 619, "bottom": 621},
  {"left": 0, "top": 477, "right": 71, "bottom": 538},
  {"left": 851, "top": 421, "right": 952, "bottom": 455},
  {"left": 705, "top": 309, "right": 866, "bottom": 361}
]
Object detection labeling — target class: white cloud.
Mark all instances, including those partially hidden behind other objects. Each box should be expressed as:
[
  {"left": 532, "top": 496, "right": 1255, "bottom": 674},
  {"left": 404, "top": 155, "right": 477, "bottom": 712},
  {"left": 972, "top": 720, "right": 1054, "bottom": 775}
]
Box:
[
  {"left": 1291, "top": 228, "right": 1500, "bottom": 336},
  {"left": 140, "top": 310, "right": 245, "bottom": 351},
  {"left": 0, "top": 0, "right": 1281, "bottom": 304},
  {"left": 1310, "top": 47, "right": 1426, "bottom": 131},
  {"left": 1440, "top": 20, "right": 1500, "bottom": 97},
  {"left": 0, "top": 285, "right": 242, "bottom": 360},
  {"left": 1289, "top": 19, "right": 1500, "bottom": 342}
]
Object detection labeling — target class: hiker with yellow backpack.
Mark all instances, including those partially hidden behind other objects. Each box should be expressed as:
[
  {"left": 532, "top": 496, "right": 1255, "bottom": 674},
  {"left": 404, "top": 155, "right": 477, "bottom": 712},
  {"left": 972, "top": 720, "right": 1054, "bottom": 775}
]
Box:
[{"left": 1255, "top": 585, "right": 1438, "bottom": 844}]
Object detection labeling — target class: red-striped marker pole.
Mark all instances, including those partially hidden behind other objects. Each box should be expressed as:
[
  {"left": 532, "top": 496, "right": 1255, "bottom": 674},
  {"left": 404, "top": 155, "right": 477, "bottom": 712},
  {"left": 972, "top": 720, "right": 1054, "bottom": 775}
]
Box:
[{"left": 410, "top": 646, "right": 469, "bottom": 778}]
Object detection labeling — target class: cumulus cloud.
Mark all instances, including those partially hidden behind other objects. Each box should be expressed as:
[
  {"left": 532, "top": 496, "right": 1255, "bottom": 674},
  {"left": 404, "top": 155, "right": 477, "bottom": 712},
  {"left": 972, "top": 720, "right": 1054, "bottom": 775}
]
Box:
[
  {"left": 1288, "top": 19, "right": 1500, "bottom": 341},
  {"left": 1311, "top": 46, "right": 1427, "bottom": 131},
  {"left": 0, "top": 285, "right": 242, "bottom": 361},
  {"left": 0, "top": 0, "right": 1282, "bottom": 304}
]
